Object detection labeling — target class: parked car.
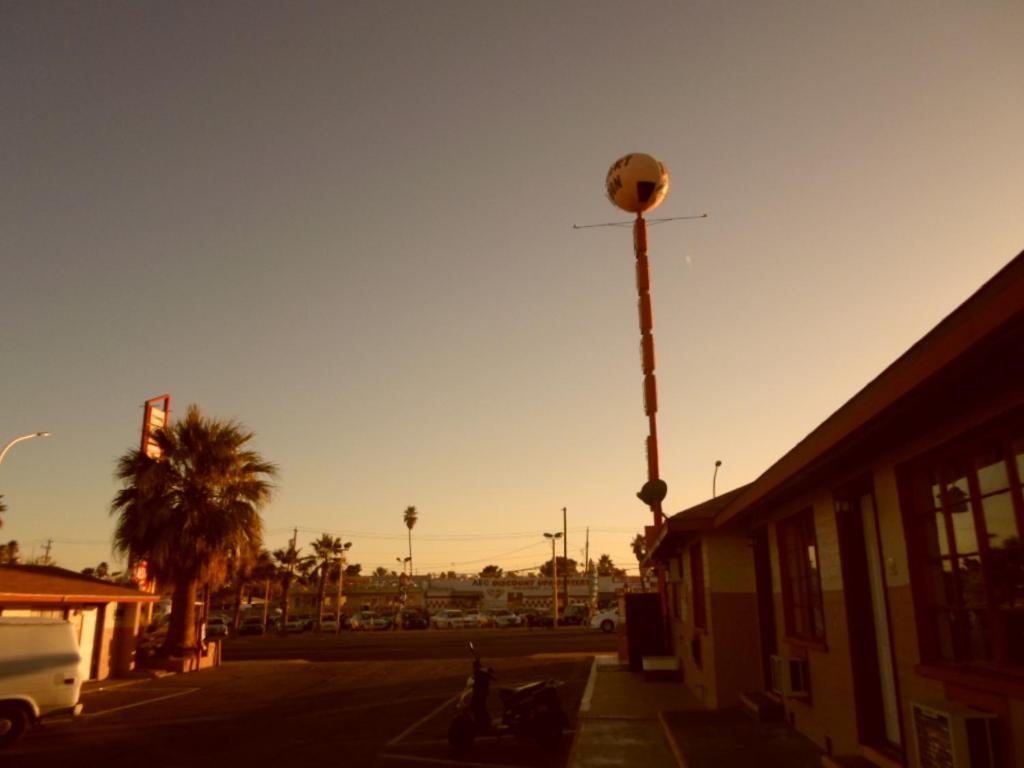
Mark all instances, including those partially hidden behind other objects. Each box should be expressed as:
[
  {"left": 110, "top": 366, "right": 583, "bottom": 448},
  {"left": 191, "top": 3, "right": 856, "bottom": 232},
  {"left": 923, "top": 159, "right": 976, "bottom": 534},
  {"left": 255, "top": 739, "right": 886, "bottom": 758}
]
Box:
[
  {"left": 489, "top": 609, "right": 521, "bottom": 628},
  {"left": 399, "top": 610, "right": 429, "bottom": 630},
  {"left": 560, "top": 605, "right": 588, "bottom": 626},
  {"left": 205, "top": 617, "right": 229, "bottom": 637},
  {"left": 431, "top": 609, "right": 465, "bottom": 629},
  {"left": 284, "top": 615, "right": 309, "bottom": 633},
  {"left": 238, "top": 617, "right": 266, "bottom": 636},
  {"left": 349, "top": 611, "right": 391, "bottom": 631},
  {"left": 590, "top": 608, "right": 623, "bottom": 633},
  {"left": 0, "top": 618, "right": 83, "bottom": 748},
  {"left": 517, "top": 608, "right": 553, "bottom": 627},
  {"left": 318, "top": 616, "right": 341, "bottom": 632},
  {"left": 462, "top": 612, "right": 484, "bottom": 628}
]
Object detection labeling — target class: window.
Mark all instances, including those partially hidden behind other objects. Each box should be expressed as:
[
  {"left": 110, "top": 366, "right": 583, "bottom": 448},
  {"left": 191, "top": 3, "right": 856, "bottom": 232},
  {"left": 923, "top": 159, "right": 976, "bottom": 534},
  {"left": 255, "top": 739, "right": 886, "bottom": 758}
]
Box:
[
  {"left": 906, "top": 434, "right": 1024, "bottom": 668},
  {"left": 671, "top": 553, "right": 684, "bottom": 620},
  {"left": 777, "top": 509, "right": 826, "bottom": 642},
  {"left": 690, "top": 542, "right": 706, "bottom": 629}
]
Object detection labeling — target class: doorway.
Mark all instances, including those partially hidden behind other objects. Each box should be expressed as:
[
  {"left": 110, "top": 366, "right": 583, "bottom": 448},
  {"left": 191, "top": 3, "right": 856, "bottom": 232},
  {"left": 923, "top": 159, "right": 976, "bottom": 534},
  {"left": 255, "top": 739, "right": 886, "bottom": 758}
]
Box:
[
  {"left": 753, "top": 528, "right": 778, "bottom": 690},
  {"left": 835, "top": 483, "right": 902, "bottom": 752}
]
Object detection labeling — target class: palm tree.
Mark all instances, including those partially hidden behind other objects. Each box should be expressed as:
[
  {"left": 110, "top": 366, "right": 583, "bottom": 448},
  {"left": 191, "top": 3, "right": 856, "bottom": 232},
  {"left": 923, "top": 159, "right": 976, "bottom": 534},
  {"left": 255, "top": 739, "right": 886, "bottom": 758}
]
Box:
[
  {"left": 250, "top": 549, "right": 277, "bottom": 630},
  {"left": 229, "top": 546, "right": 270, "bottom": 633},
  {"left": 0, "top": 540, "right": 19, "bottom": 564},
  {"left": 0, "top": 494, "right": 6, "bottom": 528},
  {"left": 631, "top": 534, "right": 648, "bottom": 590},
  {"left": 310, "top": 534, "right": 345, "bottom": 630},
  {"left": 110, "top": 404, "right": 276, "bottom": 655},
  {"left": 596, "top": 554, "right": 615, "bottom": 576},
  {"left": 403, "top": 505, "right": 418, "bottom": 576},
  {"left": 272, "top": 543, "right": 312, "bottom": 634}
]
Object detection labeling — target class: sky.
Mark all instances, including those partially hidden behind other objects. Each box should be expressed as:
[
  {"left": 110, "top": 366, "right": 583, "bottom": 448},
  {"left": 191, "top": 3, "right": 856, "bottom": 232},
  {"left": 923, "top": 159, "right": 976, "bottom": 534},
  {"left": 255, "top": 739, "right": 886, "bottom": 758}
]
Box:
[{"left": 1, "top": 1, "right": 1022, "bottom": 576}]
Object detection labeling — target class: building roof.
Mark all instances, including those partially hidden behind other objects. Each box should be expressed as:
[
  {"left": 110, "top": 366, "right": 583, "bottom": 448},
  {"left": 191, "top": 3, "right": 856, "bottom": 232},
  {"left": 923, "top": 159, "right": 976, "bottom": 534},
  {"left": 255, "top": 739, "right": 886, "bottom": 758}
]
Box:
[
  {"left": 0, "top": 565, "right": 161, "bottom": 604},
  {"left": 716, "top": 248, "right": 1024, "bottom": 528},
  {"left": 648, "top": 484, "right": 752, "bottom": 560}
]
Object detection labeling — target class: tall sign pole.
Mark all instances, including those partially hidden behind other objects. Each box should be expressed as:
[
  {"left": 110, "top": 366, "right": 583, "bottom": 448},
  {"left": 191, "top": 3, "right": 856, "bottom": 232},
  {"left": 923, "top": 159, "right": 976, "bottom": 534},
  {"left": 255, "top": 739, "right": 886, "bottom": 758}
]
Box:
[{"left": 605, "top": 154, "right": 672, "bottom": 616}]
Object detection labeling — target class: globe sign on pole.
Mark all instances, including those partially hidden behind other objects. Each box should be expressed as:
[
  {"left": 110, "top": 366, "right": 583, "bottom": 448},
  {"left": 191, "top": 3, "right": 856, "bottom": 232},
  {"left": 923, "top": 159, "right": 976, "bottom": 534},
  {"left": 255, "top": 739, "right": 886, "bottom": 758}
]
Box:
[
  {"left": 605, "top": 153, "right": 670, "bottom": 214},
  {"left": 604, "top": 153, "right": 670, "bottom": 529}
]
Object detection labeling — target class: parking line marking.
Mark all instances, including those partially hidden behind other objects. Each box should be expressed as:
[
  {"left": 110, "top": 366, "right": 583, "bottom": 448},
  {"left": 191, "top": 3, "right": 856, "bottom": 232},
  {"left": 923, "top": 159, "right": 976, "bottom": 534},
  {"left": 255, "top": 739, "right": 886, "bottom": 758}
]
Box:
[
  {"left": 385, "top": 694, "right": 457, "bottom": 748},
  {"left": 378, "top": 754, "right": 535, "bottom": 768},
  {"left": 579, "top": 656, "right": 598, "bottom": 713},
  {"left": 84, "top": 687, "right": 199, "bottom": 718}
]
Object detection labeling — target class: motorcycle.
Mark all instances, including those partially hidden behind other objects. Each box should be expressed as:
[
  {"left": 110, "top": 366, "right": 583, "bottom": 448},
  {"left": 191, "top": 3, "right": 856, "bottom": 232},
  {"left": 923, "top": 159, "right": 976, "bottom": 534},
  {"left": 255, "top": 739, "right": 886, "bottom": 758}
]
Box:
[{"left": 448, "top": 642, "right": 566, "bottom": 756}]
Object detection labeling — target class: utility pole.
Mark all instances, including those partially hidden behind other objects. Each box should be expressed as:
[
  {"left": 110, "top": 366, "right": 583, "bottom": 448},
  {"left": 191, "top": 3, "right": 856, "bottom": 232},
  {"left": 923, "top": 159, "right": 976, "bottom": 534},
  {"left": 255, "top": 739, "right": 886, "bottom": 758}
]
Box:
[
  {"left": 585, "top": 527, "right": 590, "bottom": 575},
  {"left": 562, "top": 507, "right": 568, "bottom": 619},
  {"left": 42, "top": 538, "right": 53, "bottom": 565}
]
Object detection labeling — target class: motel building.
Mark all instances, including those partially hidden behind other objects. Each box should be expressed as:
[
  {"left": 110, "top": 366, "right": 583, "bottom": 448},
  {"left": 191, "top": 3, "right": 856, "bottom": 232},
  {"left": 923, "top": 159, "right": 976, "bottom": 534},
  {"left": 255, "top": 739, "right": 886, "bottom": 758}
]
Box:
[
  {"left": 0, "top": 564, "right": 160, "bottom": 681},
  {"left": 648, "top": 248, "right": 1024, "bottom": 767}
]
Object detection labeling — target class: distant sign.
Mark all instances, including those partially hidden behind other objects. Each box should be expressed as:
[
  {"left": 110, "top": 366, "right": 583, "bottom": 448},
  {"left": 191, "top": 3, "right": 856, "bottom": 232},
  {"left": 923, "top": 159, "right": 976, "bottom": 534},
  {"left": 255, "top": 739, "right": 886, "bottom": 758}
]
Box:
[{"left": 141, "top": 395, "right": 171, "bottom": 459}]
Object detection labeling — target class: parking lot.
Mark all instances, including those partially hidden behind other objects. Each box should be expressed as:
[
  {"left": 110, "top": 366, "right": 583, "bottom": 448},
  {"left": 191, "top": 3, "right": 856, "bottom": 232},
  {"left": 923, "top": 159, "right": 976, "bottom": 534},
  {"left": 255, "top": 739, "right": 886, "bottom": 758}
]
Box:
[{"left": 6, "top": 627, "right": 615, "bottom": 767}]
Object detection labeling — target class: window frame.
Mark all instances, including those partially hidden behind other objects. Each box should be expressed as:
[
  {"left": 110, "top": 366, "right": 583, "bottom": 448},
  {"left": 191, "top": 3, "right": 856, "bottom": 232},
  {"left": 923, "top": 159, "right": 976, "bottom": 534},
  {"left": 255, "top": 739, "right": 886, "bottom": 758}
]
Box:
[
  {"left": 776, "top": 507, "right": 827, "bottom": 643},
  {"left": 690, "top": 541, "right": 707, "bottom": 631},
  {"left": 899, "top": 419, "right": 1024, "bottom": 672}
]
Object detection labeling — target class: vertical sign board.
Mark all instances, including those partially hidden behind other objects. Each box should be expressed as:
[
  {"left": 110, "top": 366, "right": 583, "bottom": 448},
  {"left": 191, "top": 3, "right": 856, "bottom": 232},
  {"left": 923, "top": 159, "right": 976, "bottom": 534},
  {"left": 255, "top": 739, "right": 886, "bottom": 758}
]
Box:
[
  {"left": 135, "top": 395, "right": 170, "bottom": 598},
  {"left": 141, "top": 394, "right": 170, "bottom": 459}
]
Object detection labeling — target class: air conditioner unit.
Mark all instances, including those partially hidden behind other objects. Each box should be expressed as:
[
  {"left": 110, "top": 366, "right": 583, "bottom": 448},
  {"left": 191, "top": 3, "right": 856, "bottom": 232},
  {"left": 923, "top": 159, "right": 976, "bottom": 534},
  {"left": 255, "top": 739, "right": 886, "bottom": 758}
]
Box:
[
  {"left": 768, "top": 654, "right": 810, "bottom": 698},
  {"left": 911, "top": 701, "right": 997, "bottom": 768}
]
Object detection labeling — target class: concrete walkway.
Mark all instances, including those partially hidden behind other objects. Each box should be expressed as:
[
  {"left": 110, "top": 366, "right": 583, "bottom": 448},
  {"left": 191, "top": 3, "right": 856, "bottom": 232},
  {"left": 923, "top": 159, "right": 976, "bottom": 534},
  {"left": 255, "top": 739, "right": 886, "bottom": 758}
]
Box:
[
  {"left": 568, "top": 655, "right": 825, "bottom": 768},
  {"left": 567, "top": 654, "right": 699, "bottom": 768}
]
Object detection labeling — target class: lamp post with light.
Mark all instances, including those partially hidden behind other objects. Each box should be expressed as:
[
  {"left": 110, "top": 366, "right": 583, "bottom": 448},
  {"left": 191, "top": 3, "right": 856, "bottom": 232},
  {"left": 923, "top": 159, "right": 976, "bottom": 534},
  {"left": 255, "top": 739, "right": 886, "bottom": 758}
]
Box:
[
  {"left": 334, "top": 541, "right": 352, "bottom": 632},
  {"left": 0, "top": 432, "right": 52, "bottom": 467},
  {"left": 544, "top": 532, "right": 563, "bottom": 627}
]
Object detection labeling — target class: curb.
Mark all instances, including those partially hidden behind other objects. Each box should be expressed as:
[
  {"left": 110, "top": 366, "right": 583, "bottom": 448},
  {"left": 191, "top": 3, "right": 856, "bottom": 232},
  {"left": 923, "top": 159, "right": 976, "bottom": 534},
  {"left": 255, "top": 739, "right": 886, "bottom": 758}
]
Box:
[
  {"left": 657, "top": 711, "right": 689, "bottom": 768},
  {"left": 565, "top": 656, "right": 600, "bottom": 768}
]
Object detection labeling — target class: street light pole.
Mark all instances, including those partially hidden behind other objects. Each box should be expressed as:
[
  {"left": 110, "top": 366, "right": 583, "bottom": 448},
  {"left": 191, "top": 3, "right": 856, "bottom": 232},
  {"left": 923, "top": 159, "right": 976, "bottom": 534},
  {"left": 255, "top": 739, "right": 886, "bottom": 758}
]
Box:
[
  {"left": 0, "top": 432, "right": 52, "bottom": 467},
  {"left": 335, "top": 541, "right": 352, "bottom": 633},
  {"left": 544, "top": 532, "right": 563, "bottom": 627}
]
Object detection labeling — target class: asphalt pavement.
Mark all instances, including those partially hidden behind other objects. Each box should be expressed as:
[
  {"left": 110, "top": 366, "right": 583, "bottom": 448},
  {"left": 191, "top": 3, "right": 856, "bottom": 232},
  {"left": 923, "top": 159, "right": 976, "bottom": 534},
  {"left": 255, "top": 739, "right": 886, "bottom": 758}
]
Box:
[{"left": 5, "top": 627, "right": 614, "bottom": 768}]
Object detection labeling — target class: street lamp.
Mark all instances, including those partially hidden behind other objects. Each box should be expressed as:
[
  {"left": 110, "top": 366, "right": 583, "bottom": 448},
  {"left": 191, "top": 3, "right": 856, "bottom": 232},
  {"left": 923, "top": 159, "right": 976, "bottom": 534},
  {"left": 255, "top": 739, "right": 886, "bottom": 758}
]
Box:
[
  {"left": 334, "top": 541, "right": 352, "bottom": 632},
  {"left": 544, "top": 532, "right": 563, "bottom": 627},
  {"left": 0, "top": 432, "right": 52, "bottom": 466}
]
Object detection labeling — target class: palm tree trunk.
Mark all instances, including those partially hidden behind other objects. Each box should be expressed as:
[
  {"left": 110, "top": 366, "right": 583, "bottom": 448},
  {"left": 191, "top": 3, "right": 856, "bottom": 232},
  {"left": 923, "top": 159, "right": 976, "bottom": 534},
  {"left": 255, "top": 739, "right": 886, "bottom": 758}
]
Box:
[
  {"left": 280, "top": 574, "right": 291, "bottom": 636},
  {"left": 262, "top": 578, "right": 271, "bottom": 628},
  {"left": 315, "top": 563, "right": 328, "bottom": 631},
  {"left": 232, "top": 578, "right": 245, "bottom": 633},
  {"left": 407, "top": 528, "right": 413, "bottom": 575},
  {"left": 167, "top": 578, "right": 198, "bottom": 655}
]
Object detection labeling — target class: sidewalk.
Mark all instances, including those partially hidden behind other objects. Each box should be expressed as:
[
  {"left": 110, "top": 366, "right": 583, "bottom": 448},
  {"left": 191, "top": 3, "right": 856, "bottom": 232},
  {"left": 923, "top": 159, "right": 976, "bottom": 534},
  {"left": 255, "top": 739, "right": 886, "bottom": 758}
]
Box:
[
  {"left": 568, "top": 655, "right": 824, "bottom": 768},
  {"left": 568, "top": 654, "right": 698, "bottom": 768}
]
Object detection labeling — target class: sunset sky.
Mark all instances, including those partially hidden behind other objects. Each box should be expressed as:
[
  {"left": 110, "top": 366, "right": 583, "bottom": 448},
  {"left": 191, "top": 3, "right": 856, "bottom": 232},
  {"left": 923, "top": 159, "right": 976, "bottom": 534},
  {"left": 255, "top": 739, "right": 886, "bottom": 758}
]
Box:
[{"left": 2, "top": 1, "right": 1022, "bottom": 575}]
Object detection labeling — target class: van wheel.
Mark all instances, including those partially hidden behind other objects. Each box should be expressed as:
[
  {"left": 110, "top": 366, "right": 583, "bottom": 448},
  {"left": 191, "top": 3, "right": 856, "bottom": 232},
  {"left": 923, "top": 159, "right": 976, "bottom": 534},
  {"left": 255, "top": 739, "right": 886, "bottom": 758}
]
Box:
[
  {"left": 0, "top": 703, "right": 29, "bottom": 748},
  {"left": 600, "top": 619, "right": 614, "bottom": 633}
]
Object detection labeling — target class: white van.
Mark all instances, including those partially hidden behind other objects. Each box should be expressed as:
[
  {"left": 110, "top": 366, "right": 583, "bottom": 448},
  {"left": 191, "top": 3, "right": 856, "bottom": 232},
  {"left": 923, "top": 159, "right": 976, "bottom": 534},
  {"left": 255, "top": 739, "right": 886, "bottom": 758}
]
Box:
[{"left": 0, "top": 617, "right": 83, "bottom": 747}]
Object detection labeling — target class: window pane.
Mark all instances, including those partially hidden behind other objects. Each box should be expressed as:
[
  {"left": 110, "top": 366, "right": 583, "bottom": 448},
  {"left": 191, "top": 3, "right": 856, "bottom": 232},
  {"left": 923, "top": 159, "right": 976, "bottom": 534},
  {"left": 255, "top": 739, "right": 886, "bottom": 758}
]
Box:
[
  {"left": 955, "top": 555, "right": 986, "bottom": 609},
  {"left": 959, "top": 610, "right": 992, "bottom": 663},
  {"left": 930, "top": 473, "right": 943, "bottom": 510},
  {"left": 981, "top": 491, "right": 1019, "bottom": 550},
  {"left": 927, "top": 557, "right": 956, "bottom": 605},
  {"left": 1004, "top": 610, "right": 1024, "bottom": 665},
  {"left": 949, "top": 498, "right": 979, "bottom": 556},
  {"left": 925, "top": 510, "right": 950, "bottom": 558},
  {"left": 976, "top": 448, "right": 1010, "bottom": 495}
]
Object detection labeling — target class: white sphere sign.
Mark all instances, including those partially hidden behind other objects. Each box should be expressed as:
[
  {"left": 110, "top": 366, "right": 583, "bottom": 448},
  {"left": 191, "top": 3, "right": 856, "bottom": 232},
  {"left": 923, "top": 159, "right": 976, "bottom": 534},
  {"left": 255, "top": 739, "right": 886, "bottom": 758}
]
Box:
[{"left": 606, "top": 153, "right": 670, "bottom": 213}]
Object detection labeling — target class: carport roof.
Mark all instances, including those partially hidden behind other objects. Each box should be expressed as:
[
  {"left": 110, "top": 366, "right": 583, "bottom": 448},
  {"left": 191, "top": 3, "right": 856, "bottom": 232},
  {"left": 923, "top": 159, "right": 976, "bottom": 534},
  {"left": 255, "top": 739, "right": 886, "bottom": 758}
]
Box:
[{"left": 0, "top": 564, "right": 161, "bottom": 604}]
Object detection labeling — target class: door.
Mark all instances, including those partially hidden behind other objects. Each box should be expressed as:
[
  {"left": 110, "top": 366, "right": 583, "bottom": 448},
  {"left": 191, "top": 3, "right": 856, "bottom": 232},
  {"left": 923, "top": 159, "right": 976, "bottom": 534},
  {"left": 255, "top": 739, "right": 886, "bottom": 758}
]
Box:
[
  {"left": 76, "top": 607, "right": 98, "bottom": 682},
  {"left": 753, "top": 529, "right": 778, "bottom": 690},
  {"left": 835, "top": 486, "right": 902, "bottom": 750}
]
